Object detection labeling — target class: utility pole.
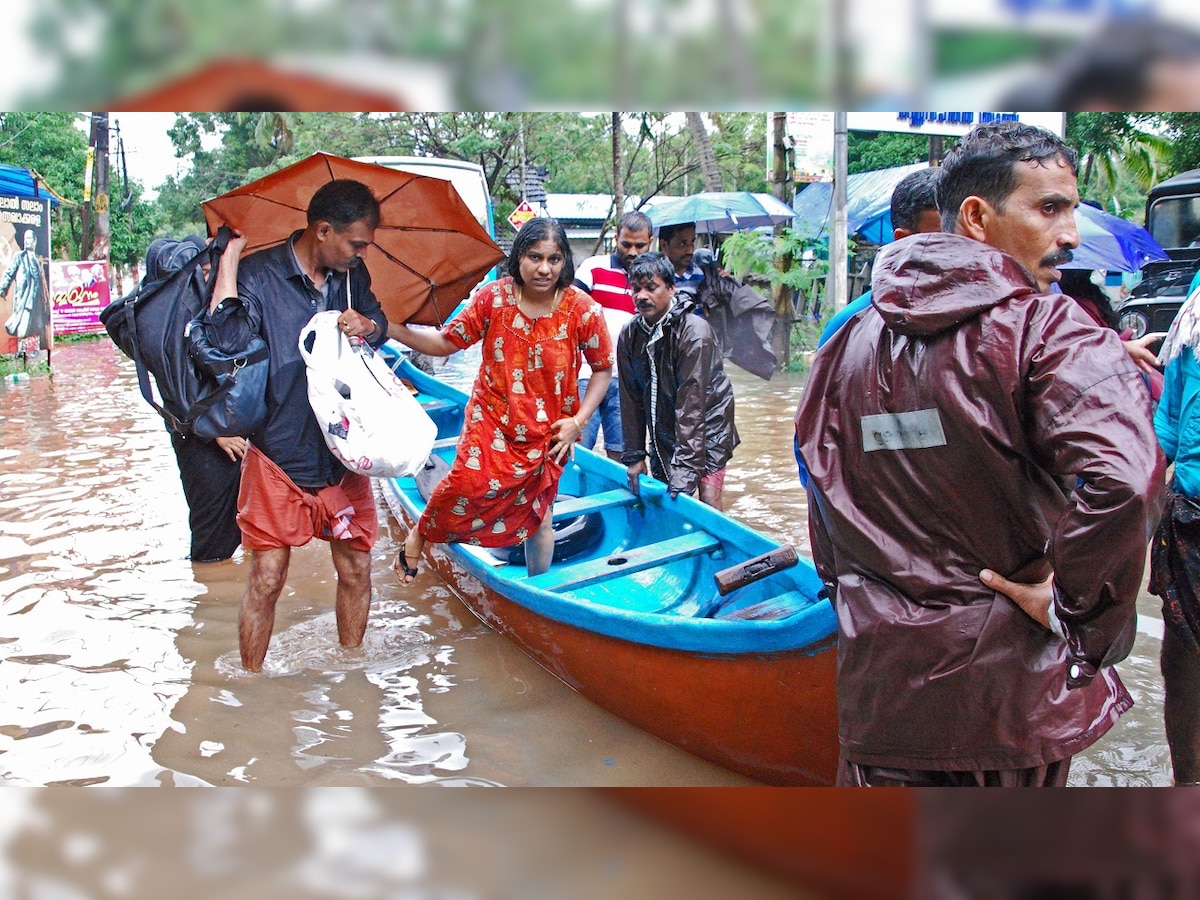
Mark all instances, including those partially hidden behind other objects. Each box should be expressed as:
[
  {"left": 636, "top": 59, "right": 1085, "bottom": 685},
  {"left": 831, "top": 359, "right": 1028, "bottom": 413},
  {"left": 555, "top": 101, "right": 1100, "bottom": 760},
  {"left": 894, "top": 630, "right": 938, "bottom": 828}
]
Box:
[
  {"left": 771, "top": 112, "right": 793, "bottom": 367},
  {"left": 81, "top": 112, "right": 111, "bottom": 262},
  {"left": 825, "top": 112, "right": 848, "bottom": 315},
  {"left": 93, "top": 112, "right": 111, "bottom": 262}
]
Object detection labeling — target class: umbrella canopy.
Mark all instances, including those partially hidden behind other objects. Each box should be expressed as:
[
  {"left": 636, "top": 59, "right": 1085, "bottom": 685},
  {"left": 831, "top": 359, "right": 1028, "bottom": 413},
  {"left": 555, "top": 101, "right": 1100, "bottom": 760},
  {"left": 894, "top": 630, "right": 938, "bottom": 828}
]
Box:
[
  {"left": 1065, "top": 203, "right": 1169, "bottom": 272},
  {"left": 792, "top": 163, "right": 1170, "bottom": 273},
  {"left": 202, "top": 152, "right": 505, "bottom": 327},
  {"left": 642, "top": 191, "right": 798, "bottom": 234}
]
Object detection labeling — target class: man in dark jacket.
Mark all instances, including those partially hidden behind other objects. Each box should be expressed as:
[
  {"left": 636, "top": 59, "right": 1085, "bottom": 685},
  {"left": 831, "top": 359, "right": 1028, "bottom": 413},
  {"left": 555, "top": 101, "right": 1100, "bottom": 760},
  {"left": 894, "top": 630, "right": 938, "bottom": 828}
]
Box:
[
  {"left": 203, "top": 180, "right": 390, "bottom": 672},
  {"left": 618, "top": 252, "right": 738, "bottom": 509},
  {"left": 796, "top": 121, "right": 1166, "bottom": 786}
]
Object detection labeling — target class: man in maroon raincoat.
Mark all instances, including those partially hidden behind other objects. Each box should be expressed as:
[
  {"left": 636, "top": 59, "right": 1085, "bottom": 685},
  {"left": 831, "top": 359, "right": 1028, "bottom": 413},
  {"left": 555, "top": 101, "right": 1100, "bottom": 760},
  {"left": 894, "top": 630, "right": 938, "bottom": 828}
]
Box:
[{"left": 796, "top": 121, "right": 1166, "bottom": 786}]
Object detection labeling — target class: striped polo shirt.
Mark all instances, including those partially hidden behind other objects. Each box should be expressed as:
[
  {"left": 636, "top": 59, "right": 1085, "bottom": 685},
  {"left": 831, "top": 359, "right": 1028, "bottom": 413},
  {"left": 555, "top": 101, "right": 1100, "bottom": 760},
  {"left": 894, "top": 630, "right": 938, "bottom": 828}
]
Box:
[{"left": 573, "top": 253, "right": 636, "bottom": 315}]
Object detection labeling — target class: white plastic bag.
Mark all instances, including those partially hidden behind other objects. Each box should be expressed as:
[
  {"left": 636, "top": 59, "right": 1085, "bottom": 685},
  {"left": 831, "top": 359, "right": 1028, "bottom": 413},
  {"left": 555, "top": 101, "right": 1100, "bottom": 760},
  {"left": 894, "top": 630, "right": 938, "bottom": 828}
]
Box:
[{"left": 298, "top": 309, "right": 436, "bottom": 478}]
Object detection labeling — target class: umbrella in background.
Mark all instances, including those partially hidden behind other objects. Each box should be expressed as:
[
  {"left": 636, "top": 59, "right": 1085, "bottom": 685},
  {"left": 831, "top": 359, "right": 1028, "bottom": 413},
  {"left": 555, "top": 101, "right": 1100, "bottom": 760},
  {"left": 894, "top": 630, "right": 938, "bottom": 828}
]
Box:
[
  {"left": 642, "top": 191, "right": 798, "bottom": 234},
  {"left": 792, "top": 163, "right": 1170, "bottom": 274},
  {"left": 202, "top": 152, "right": 505, "bottom": 327},
  {"left": 1065, "top": 202, "right": 1169, "bottom": 272}
]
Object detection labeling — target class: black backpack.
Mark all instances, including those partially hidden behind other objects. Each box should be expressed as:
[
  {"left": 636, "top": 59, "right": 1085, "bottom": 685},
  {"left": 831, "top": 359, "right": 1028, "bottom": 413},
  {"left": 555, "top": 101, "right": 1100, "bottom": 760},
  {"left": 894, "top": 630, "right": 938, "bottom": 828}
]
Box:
[{"left": 100, "top": 228, "right": 268, "bottom": 437}]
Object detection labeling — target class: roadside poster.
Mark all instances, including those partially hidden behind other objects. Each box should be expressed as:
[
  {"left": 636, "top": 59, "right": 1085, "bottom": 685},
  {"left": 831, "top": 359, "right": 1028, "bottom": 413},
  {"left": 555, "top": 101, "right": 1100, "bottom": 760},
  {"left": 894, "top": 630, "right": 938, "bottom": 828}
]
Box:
[
  {"left": 51, "top": 261, "right": 110, "bottom": 337},
  {"left": 0, "top": 195, "right": 52, "bottom": 359}
]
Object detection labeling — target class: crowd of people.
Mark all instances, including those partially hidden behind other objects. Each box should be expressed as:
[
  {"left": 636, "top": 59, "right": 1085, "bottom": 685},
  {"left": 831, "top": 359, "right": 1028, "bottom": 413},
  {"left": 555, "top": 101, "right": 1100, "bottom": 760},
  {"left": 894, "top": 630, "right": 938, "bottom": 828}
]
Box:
[{"left": 141, "top": 119, "right": 1200, "bottom": 788}]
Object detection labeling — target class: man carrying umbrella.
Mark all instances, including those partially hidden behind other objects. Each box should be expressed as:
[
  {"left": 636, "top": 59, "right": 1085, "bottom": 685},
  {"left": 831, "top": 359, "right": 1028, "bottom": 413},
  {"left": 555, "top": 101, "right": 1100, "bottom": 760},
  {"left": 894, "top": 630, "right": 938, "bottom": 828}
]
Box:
[{"left": 200, "top": 179, "right": 390, "bottom": 672}]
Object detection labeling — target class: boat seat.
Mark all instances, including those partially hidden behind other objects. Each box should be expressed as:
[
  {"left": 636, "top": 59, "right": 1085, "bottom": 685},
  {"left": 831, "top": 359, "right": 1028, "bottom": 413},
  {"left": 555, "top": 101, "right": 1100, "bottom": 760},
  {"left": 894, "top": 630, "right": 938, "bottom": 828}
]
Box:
[
  {"left": 707, "top": 590, "right": 813, "bottom": 621},
  {"left": 551, "top": 489, "right": 637, "bottom": 522},
  {"left": 431, "top": 436, "right": 460, "bottom": 451},
  {"left": 521, "top": 530, "right": 721, "bottom": 592},
  {"left": 420, "top": 399, "right": 458, "bottom": 415}
]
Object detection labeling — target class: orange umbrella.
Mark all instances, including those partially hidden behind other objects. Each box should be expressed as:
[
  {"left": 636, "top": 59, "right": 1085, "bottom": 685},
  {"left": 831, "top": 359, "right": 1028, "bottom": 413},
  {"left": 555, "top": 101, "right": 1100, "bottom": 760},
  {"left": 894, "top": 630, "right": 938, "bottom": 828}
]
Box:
[{"left": 202, "top": 152, "right": 505, "bottom": 326}]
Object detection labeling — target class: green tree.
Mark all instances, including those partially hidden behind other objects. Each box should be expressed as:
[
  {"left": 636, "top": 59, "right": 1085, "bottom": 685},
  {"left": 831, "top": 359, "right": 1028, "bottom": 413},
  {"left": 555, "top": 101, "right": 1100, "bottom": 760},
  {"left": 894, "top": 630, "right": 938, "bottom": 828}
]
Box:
[
  {"left": 1147, "top": 114, "right": 1200, "bottom": 176},
  {"left": 1067, "top": 113, "right": 1171, "bottom": 217},
  {"left": 847, "top": 131, "right": 930, "bottom": 175}
]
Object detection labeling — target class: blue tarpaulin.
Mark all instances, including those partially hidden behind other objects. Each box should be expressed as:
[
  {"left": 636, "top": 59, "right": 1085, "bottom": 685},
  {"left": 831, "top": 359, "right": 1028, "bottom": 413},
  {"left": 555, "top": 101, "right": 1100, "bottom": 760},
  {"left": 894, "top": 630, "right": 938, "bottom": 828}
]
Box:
[
  {"left": 0, "top": 163, "right": 59, "bottom": 205},
  {"left": 790, "top": 163, "right": 927, "bottom": 244}
]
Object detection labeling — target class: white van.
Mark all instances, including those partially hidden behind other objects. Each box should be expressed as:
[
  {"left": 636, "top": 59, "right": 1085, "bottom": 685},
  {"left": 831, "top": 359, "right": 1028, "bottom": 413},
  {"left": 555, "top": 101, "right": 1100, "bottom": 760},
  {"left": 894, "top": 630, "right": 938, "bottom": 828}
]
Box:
[{"left": 354, "top": 155, "right": 497, "bottom": 244}]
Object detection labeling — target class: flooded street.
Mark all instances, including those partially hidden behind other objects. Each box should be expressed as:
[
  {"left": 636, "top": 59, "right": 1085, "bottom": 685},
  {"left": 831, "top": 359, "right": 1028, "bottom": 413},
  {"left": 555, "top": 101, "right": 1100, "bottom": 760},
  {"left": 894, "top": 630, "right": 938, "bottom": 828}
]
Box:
[{"left": 0, "top": 338, "right": 1173, "bottom": 787}]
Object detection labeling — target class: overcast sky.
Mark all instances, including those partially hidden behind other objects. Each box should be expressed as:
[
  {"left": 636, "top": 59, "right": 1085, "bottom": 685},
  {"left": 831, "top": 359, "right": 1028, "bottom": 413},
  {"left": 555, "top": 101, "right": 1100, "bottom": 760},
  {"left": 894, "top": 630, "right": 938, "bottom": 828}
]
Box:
[{"left": 107, "top": 112, "right": 186, "bottom": 200}]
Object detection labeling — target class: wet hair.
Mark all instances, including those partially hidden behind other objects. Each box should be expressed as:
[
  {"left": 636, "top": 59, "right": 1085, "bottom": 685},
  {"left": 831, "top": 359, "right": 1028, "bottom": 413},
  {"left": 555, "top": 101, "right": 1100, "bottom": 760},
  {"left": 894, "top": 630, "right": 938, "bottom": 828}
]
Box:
[
  {"left": 627, "top": 251, "right": 676, "bottom": 288},
  {"left": 658, "top": 222, "right": 696, "bottom": 244},
  {"left": 890, "top": 168, "right": 941, "bottom": 234},
  {"left": 937, "top": 122, "right": 1078, "bottom": 232},
  {"left": 509, "top": 217, "right": 575, "bottom": 289},
  {"left": 307, "top": 179, "right": 381, "bottom": 230},
  {"left": 616, "top": 210, "right": 653, "bottom": 237}
]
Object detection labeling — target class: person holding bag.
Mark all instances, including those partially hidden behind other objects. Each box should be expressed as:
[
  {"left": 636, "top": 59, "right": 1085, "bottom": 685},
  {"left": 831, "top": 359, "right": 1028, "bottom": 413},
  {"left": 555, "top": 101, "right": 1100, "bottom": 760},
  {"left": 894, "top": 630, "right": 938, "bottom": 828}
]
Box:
[{"left": 202, "top": 180, "right": 390, "bottom": 672}]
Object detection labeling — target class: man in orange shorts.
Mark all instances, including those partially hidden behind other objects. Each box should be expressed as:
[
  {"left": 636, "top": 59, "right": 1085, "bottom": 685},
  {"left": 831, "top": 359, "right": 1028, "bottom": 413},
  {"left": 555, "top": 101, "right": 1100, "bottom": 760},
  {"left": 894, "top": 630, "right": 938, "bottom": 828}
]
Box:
[{"left": 200, "top": 180, "right": 390, "bottom": 671}]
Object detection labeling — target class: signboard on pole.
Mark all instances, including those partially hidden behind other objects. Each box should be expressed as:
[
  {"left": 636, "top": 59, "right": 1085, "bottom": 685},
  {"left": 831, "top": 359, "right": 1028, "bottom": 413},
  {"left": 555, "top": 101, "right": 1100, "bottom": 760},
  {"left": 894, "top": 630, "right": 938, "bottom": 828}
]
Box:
[
  {"left": 775, "top": 111, "right": 1066, "bottom": 185},
  {"left": 507, "top": 200, "right": 538, "bottom": 231},
  {"left": 51, "top": 260, "right": 111, "bottom": 337},
  {"left": 0, "top": 195, "right": 52, "bottom": 359},
  {"left": 845, "top": 111, "right": 1065, "bottom": 137}
]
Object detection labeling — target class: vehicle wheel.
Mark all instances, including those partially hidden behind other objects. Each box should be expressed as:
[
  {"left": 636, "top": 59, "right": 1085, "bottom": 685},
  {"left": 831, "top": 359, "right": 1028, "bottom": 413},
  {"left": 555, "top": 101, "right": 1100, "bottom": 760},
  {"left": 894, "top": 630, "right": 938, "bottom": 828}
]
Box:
[{"left": 1119, "top": 309, "right": 1150, "bottom": 339}]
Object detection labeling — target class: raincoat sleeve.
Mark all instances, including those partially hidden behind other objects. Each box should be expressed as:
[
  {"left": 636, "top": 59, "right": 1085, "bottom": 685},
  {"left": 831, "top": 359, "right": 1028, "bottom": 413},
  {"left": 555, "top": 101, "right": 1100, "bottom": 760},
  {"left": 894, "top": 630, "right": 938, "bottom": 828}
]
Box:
[
  {"left": 616, "top": 324, "right": 647, "bottom": 464},
  {"left": 668, "top": 318, "right": 716, "bottom": 496},
  {"left": 1025, "top": 300, "right": 1166, "bottom": 684}
]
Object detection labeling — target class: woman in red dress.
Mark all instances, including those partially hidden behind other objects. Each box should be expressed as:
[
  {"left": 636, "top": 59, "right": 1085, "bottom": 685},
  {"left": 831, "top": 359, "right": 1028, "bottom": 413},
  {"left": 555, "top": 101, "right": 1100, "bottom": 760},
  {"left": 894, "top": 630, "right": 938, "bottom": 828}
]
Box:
[{"left": 387, "top": 217, "right": 614, "bottom": 579}]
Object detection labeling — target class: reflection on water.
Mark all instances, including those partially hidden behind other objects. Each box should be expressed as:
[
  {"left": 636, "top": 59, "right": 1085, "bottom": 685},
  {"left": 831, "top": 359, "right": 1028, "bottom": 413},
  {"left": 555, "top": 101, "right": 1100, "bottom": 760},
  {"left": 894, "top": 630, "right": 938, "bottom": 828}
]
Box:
[
  {"left": 0, "top": 342, "right": 752, "bottom": 788},
  {"left": 0, "top": 340, "right": 1174, "bottom": 788}
]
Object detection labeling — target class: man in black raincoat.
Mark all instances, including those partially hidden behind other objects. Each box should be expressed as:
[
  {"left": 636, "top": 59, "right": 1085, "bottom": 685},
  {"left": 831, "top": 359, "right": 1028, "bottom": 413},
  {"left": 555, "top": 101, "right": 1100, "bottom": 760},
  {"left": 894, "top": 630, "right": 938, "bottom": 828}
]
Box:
[{"left": 618, "top": 252, "right": 738, "bottom": 509}]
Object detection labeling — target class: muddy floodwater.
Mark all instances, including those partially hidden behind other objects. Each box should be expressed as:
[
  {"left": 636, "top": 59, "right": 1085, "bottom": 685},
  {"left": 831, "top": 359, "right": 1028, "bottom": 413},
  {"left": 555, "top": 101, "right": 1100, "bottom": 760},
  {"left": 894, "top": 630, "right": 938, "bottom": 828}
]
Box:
[{"left": 0, "top": 338, "right": 1174, "bottom": 787}]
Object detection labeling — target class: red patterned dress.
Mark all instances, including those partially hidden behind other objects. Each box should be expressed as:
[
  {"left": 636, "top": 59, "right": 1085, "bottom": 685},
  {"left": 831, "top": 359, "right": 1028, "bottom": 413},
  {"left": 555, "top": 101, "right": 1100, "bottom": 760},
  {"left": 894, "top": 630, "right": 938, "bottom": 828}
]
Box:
[{"left": 417, "top": 277, "right": 613, "bottom": 547}]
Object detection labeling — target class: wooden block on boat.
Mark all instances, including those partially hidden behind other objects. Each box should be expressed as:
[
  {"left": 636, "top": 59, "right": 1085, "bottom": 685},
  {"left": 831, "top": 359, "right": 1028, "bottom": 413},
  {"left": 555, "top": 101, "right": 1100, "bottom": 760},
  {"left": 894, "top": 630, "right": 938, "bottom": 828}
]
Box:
[{"left": 713, "top": 545, "right": 799, "bottom": 596}]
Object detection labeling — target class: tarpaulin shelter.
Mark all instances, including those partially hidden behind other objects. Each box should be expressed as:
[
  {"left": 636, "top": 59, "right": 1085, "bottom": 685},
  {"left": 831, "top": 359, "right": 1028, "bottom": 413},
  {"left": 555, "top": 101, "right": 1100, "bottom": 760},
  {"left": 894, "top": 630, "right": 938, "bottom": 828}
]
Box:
[
  {"left": 790, "top": 163, "right": 927, "bottom": 244},
  {"left": 0, "top": 163, "right": 60, "bottom": 206}
]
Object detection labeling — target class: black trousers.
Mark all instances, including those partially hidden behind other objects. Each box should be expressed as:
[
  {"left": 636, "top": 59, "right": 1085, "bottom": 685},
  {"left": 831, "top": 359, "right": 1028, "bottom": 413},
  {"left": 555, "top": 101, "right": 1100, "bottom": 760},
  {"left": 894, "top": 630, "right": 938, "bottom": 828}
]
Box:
[{"left": 169, "top": 430, "right": 242, "bottom": 563}]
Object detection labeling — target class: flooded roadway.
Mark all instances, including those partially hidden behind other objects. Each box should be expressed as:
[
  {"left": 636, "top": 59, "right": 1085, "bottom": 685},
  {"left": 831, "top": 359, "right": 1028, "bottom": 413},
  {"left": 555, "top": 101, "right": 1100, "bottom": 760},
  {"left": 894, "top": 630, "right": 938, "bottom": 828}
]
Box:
[{"left": 0, "top": 338, "right": 1173, "bottom": 787}]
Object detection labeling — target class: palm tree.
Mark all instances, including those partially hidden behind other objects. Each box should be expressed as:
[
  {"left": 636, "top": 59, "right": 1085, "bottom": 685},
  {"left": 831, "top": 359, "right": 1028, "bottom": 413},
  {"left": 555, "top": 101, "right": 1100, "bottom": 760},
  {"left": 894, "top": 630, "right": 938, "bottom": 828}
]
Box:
[{"left": 1069, "top": 113, "right": 1172, "bottom": 216}]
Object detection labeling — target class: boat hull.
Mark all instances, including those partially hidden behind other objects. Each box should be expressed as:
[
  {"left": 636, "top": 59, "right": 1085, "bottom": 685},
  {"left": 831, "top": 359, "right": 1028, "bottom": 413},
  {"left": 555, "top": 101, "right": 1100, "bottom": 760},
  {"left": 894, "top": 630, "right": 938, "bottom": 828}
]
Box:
[
  {"left": 415, "top": 529, "right": 838, "bottom": 786},
  {"left": 380, "top": 353, "right": 839, "bottom": 785}
]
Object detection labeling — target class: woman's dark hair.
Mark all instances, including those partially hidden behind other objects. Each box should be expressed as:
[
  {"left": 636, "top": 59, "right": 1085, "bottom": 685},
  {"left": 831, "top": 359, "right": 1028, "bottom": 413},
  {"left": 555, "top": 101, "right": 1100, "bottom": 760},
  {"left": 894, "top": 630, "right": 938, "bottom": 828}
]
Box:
[
  {"left": 1059, "top": 268, "right": 1121, "bottom": 330},
  {"left": 627, "top": 251, "right": 676, "bottom": 287},
  {"left": 938, "top": 122, "right": 1077, "bottom": 232},
  {"left": 508, "top": 217, "right": 574, "bottom": 289},
  {"left": 307, "top": 179, "right": 381, "bottom": 230}
]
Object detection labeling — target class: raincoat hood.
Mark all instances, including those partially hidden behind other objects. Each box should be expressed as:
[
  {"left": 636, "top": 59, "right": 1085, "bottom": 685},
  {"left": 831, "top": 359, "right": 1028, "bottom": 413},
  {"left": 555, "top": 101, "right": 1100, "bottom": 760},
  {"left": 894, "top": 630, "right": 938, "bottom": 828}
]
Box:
[{"left": 872, "top": 232, "right": 1040, "bottom": 338}]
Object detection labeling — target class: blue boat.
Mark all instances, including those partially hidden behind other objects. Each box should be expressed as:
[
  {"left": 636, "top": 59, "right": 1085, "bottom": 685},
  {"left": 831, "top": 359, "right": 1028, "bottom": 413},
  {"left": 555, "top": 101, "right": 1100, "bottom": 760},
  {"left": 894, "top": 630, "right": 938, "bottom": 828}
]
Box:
[{"left": 379, "top": 354, "right": 839, "bottom": 785}]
